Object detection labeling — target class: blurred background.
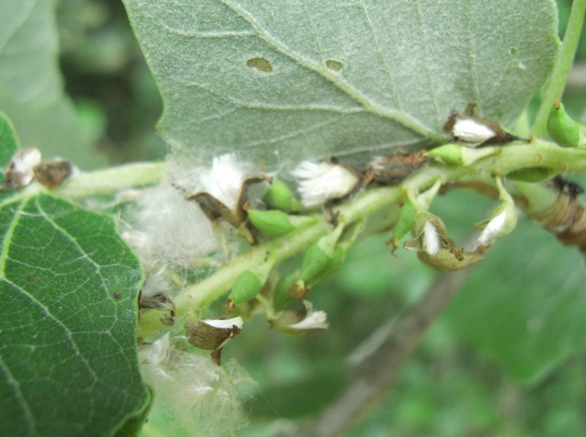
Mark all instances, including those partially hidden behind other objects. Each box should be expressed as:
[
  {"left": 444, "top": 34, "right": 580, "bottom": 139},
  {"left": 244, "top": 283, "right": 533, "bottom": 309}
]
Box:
[{"left": 54, "top": 0, "right": 586, "bottom": 435}]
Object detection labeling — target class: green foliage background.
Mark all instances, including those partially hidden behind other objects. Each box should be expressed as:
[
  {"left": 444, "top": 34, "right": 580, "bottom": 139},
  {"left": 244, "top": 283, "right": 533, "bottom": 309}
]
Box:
[{"left": 1, "top": 0, "right": 586, "bottom": 435}]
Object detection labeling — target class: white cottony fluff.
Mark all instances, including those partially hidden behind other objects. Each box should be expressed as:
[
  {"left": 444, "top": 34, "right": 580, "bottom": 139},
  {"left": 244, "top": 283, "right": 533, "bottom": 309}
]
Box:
[
  {"left": 198, "top": 153, "right": 252, "bottom": 211},
  {"left": 477, "top": 211, "right": 507, "bottom": 246},
  {"left": 8, "top": 148, "right": 41, "bottom": 187},
  {"left": 423, "top": 221, "right": 441, "bottom": 255},
  {"left": 202, "top": 317, "right": 244, "bottom": 330},
  {"left": 288, "top": 310, "right": 328, "bottom": 330},
  {"left": 453, "top": 118, "right": 496, "bottom": 143},
  {"left": 291, "top": 161, "right": 359, "bottom": 207},
  {"left": 126, "top": 153, "right": 272, "bottom": 268},
  {"left": 128, "top": 180, "right": 219, "bottom": 268},
  {"left": 140, "top": 333, "right": 255, "bottom": 437}
]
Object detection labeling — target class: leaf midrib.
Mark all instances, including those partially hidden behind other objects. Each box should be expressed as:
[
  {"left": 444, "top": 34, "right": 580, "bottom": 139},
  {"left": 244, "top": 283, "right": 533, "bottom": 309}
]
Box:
[{"left": 218, "top": 0, "right": 447, "bottom": 144}]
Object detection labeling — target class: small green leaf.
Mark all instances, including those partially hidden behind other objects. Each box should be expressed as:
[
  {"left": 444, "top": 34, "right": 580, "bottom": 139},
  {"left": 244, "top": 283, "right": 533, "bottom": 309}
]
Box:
[
  {"left": 0, "top": 193, "right": 151, "bottom": 435},
  {"left": 0, "top": 112, "right": 19, "bottom": 168}
]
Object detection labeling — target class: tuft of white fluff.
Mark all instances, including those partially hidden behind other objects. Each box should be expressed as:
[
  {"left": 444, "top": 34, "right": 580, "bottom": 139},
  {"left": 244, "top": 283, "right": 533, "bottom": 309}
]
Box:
[
  {"left": 477, "top": 211, "right": 507, "bottom": 246},
  {"left": 198, "top": 154, "right": 253, "bottom": 211},
  {"left": 203, "top": 317, "right": 244, "bottom": 330},
  {"left": 140, "top": 333, "right": 255, "bottom": 437},
  {"left": 291, "top": 161, "right": 359, "bottom": 207},
  {"left": 453, "top": 118, "right": 496, "bottom": 143},
  {"left": 288, "top": 309, "right": 328, "bottom": 331},
  {"left": 7, "top": 148, "right": 42, "bottom": 187},
  {"left": 422, "top": 221, "right": 441, "bottom": 255},
  {"left": 123, "top": 158, "right": 221, "bottom": 269},
  {"left": 123, "top": 153, "right": 272, "bottom": 268}
]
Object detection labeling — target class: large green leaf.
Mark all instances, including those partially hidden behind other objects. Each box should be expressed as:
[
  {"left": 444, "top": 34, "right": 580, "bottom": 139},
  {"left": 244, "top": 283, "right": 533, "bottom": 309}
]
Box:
[
  {"left": 123, "top": 0, "right": 559, "bottom": 165},
  {"left": 0, "top": 112, "right": 20, "bottom": 169},
  {"left": 0, "top": 1, "right": 106, "bottom": 170},
  {"left": 445, "top": 218, "right": 586, "bottom": 383},
  {"left": 0, "top": 192, "right": 151, "bottom": 436}
]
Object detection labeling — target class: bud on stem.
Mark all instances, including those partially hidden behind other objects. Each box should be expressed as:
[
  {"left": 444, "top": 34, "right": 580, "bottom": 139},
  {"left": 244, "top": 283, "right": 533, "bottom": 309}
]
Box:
[
  {"left": 228, "top": 257, "right": 275, "bottom": 304},
  {"left": 547, "top": 97, "right": 586, "bottom": 148},
  {"left": 263, "top": 179, "right": 304, "bottom": 211},
  {"left": 247, "top": 209, "right": 314, "bottom": 237}
]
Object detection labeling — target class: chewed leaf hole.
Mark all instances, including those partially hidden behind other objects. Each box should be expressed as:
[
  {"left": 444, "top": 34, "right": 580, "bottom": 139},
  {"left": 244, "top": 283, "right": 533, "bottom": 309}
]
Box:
[
  {"left": 246, "top": 57, "right": 273, "bottom": 73},
  {"left": 509, "top": 48, "right": 518, "bottom": 55},
  {"left": 325, "top": 60, "right": 343, "bottom": 71}
]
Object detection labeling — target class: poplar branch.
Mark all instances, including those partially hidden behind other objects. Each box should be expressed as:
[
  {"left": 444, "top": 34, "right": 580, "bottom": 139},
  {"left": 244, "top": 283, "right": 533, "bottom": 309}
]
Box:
[{"left": 171, "top": 140, "right": 586, "bottom": 318}]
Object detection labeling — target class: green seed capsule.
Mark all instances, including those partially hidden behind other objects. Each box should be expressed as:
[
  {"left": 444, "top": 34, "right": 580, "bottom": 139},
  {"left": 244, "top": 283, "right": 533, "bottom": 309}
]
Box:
[
  {"left": 547, "top": 97, "right": 583, "bottom": 148},
  {"left": 392, "top": 201, "right": 417, "bottom": 240},
  {"left": 263, "top": 179, "right": 303, "bottom": 211},
  {"left": 506, "top": 167, "right": 559, "bottom": 182},
  {"left": 247, "top": 209, "right": 296, "bottom": 237},
  {"left": 229, "top": 270, "right": 262, "bottom": 304},
  {"left": 427, "top": 144, "right": 463, "bottom": 165},
  {"left": 273, "top": 271, "right": 299, "bottom": 311},
  {"left": 308, "top": 245, "right": 345, "bottom": 286},
  {"left": 299, "top": 243, "right": 331, "bottom": 281}
]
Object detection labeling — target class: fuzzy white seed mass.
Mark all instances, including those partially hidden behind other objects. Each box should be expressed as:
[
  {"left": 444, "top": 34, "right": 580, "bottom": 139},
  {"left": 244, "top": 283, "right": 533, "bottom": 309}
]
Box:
[
  {"left": 129, "top": 175, "right": 219, "bottom": 269},
  {"left": 289, "top": 310, "right": 328, "bottom": 331},
  {"left": 291, "top": 161, "right": 359, "bottom": 207},
  {"left": 423, "top": 221, "right": 441, "bottom": 255},
  {"left": 453, "top": 118, "right": 496, "bottom": 143},
  {"left": 199, "top": 153, "right": 251, "bottom": 211},
  {"left": 140, "top": 334, "right": 255, "bottom": 437},
  {"left": 9, "top": 148, "right": 42, "bottom": 186},
  {"left": 477, "top": 211, "right": 507, "bottom": 246},
  {"left": 202, "top": 316, "right": 244, "bottom": 330}
]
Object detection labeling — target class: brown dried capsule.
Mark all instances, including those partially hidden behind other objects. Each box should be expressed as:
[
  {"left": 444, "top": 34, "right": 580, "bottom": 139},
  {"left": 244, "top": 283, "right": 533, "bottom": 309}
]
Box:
[
  {"left": 444, "top": 103, "right": 525, "bottom": 146},
  {"left": 184, "top": 317, "right": 243, "bottom": 365},
  {"left": 551, "top": 175, "right": 584, "bottom": 199},
  {"left": 527, "top": 177, "right": 586, "bottom": 258},
  {"left": 3, "top": 148, "right": 41, "bottom": 189},
  {"left": 33, "top": 161, "right": 73, "bottom": 188},
  {"left": 362, "top": 150, "right": 430, "bottom": 186}
]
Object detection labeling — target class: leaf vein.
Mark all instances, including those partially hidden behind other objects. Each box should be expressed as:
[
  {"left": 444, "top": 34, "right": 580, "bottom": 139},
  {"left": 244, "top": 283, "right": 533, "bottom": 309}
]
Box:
[
  {"left": 0, "top": 200, "right": 26, "bottom": 278},
  {"left": 2, "top": 276, "right": 99, "bottom": 385},
  {"left": 413, "top": 0, "right": 440, "bottom": 130},
  {"left": 358, "top": 0, "right": 401, "bottom": 110},
  {"left": 217, "top": 0, "right": 444, "bottom": 143},
  {"left": 0, "top": 354, "right": 37, "bottom": 435},
  {"left": 464, "top": 2, "right": 482, "bottom": 109}
]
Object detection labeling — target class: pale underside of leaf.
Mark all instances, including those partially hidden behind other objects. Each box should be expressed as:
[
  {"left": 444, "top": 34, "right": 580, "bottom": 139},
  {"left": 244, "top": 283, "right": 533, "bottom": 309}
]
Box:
[
  {"left": 0, "top": 1, "right": 106, "bottom": 170},
  {"left": 123, "top": 0, "right": 558, "bottom": 167}
]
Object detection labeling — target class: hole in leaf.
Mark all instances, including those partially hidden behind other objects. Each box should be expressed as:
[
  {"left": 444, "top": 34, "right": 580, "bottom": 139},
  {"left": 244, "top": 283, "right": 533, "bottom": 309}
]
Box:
[
  {"left": 325, "top": 60, "right": 343, "bottom": 71},
  {"left": 247, "top": 57, "right": 273, "bottom": 73},
  {"left": 509, "top": 48, "right": 517, "bottom": 55}
]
